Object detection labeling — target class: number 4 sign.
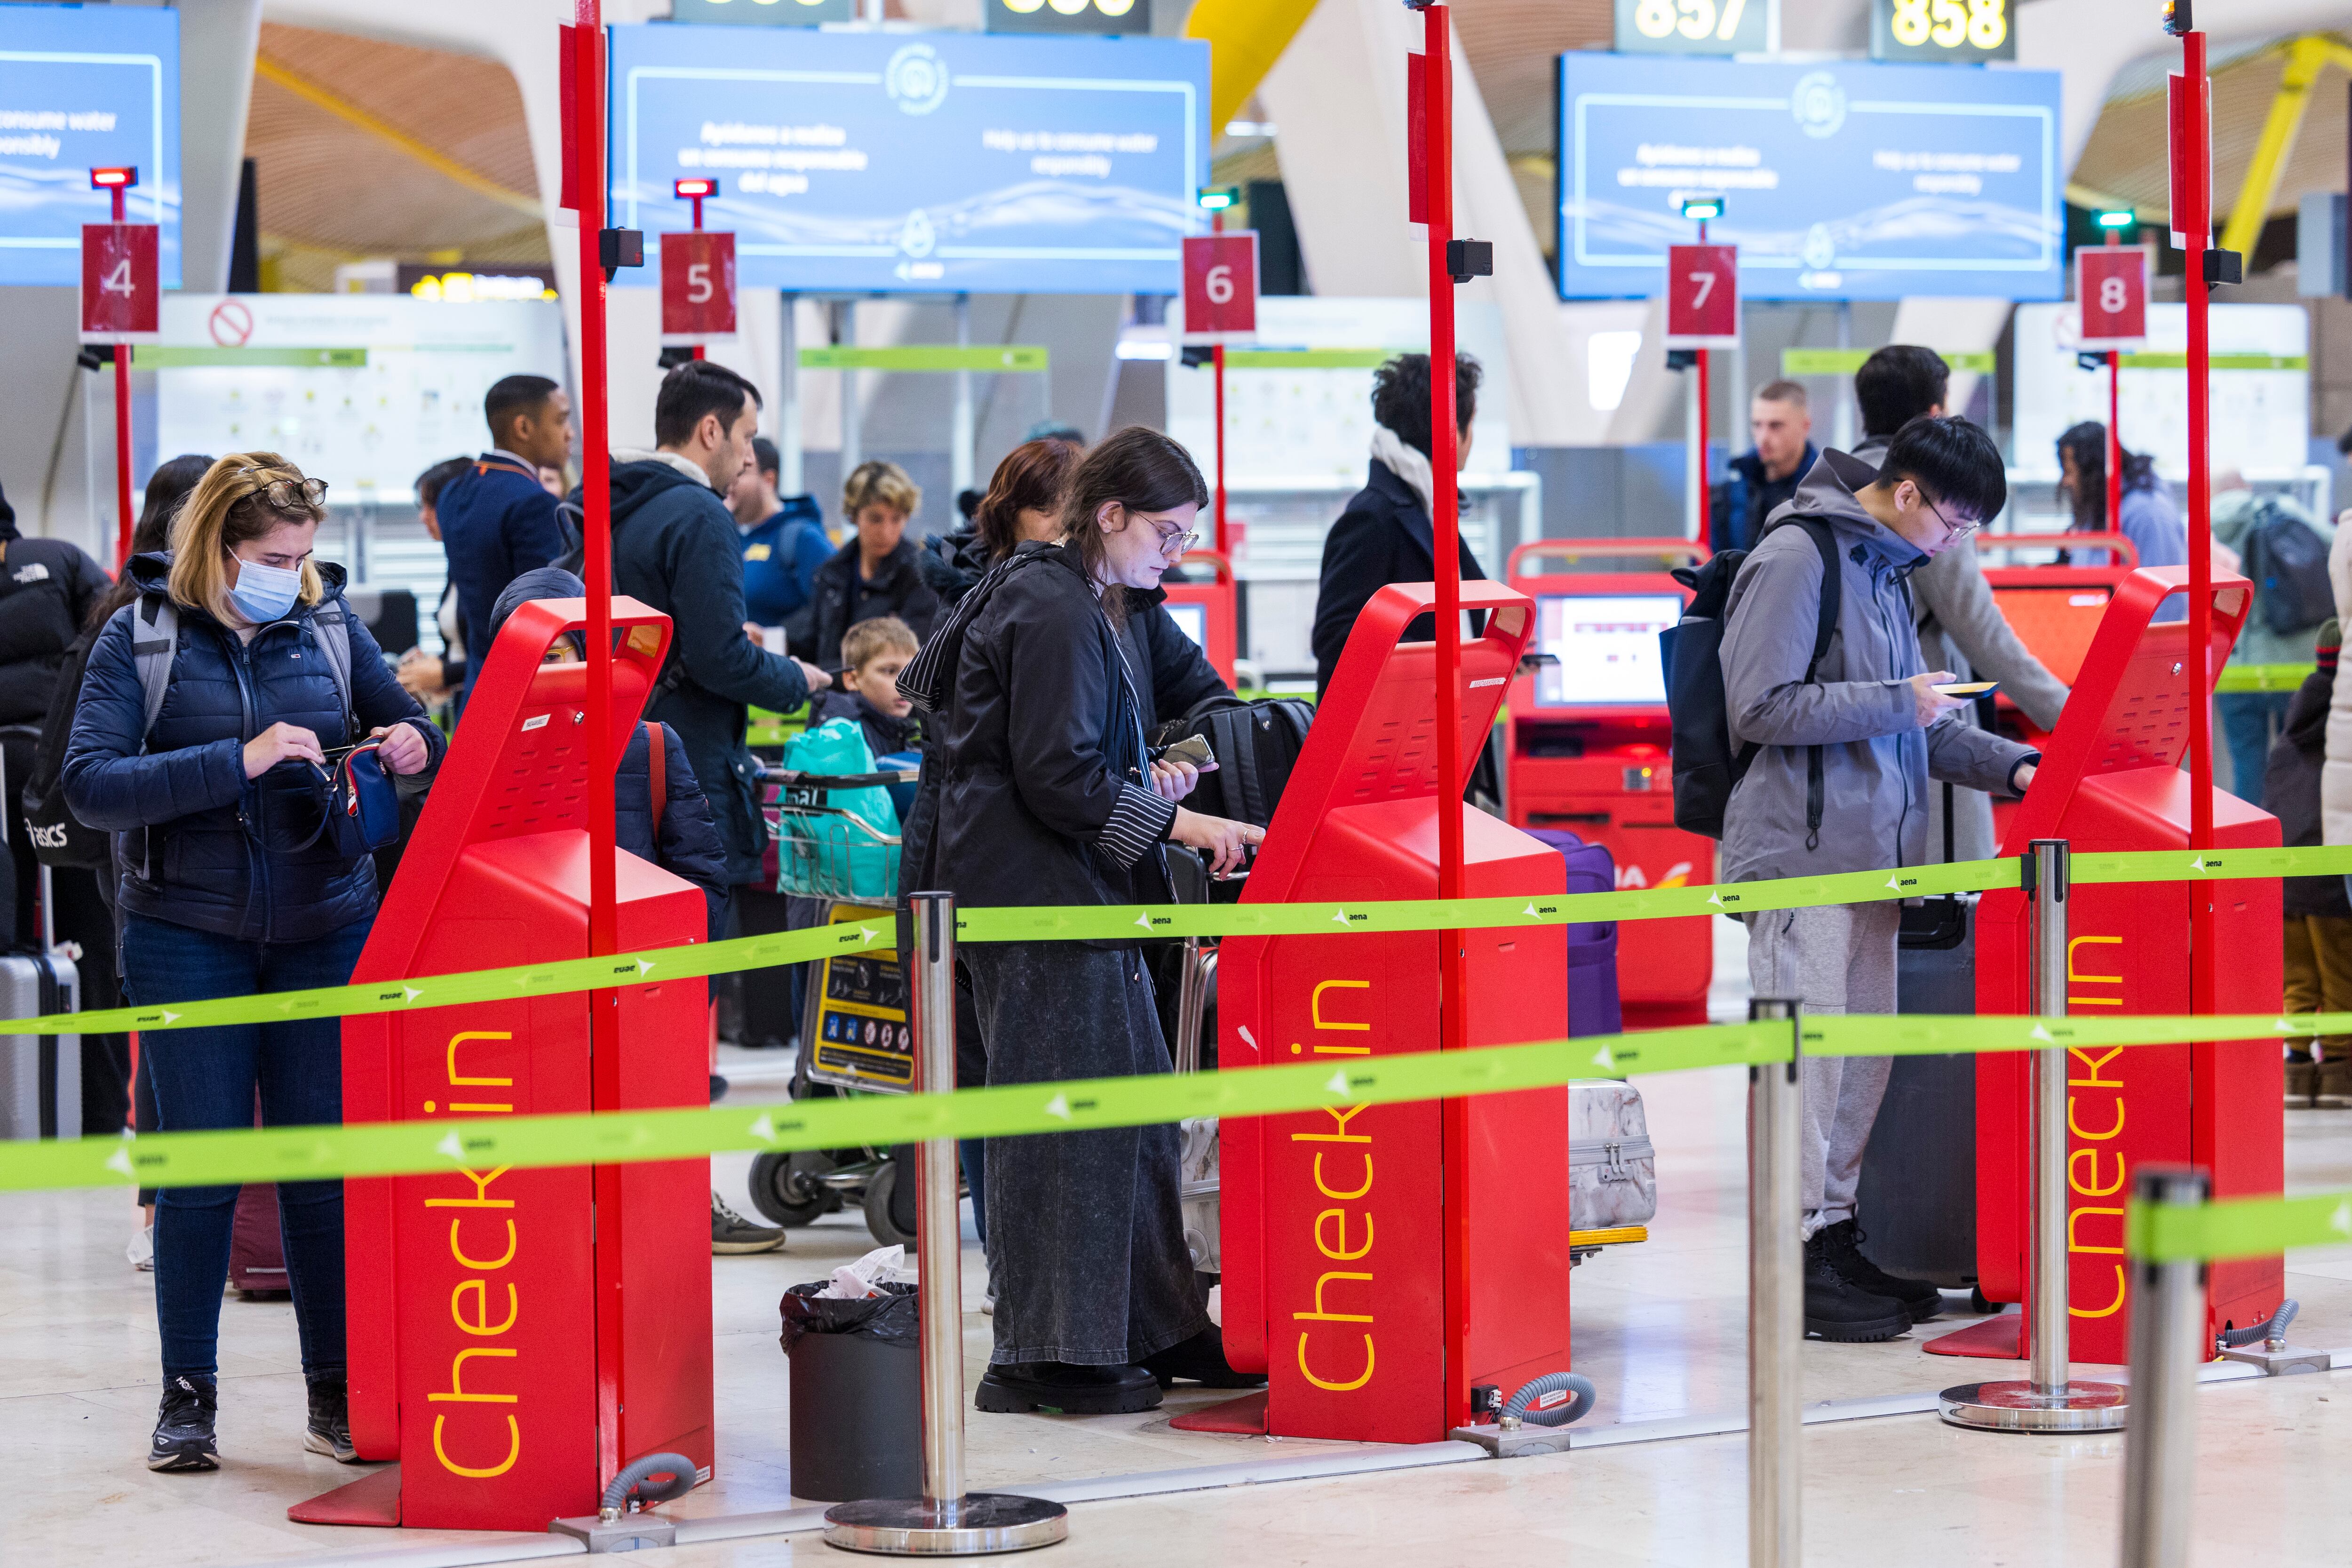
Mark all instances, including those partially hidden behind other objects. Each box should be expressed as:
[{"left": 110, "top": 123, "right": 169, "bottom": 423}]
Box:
[
  {"left": 1665, "top": 243, "right": 1738, "bottom": 348},
  {"left": 2075, "top": 246, "right": 2150, "bottom": 350},
  {"left": 1182, "top": 233, "right": 1258, "bottom": 343},
  {"left": 660, "top": 230, "right": 737, "bottom": 344},
  {"left": 79, "top": 223, "right": 159, "bottom": 341}
]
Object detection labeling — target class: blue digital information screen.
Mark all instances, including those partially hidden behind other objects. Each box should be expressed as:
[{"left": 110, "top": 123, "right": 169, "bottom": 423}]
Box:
[
  {"left": 1557, "top": 53, "right": 2061, "bottom": 302},
  {"left": 0, "top": 4, "right": 180, "bottom": 287},
  {"left": 608, "top": 24, "right": 1208, "bottom": 294}
]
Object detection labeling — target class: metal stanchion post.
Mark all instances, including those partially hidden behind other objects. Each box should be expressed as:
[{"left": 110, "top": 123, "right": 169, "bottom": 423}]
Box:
[
  {"left": 824, "top": 893, "right": 1068, "bottom": 1556},
  {"left": 1748, "top": 998, "right": 1801, "bottom": 1568},
  {"left": 2118, "top": 1166, "right": 2210, "bottom": 1568},
  {"left": 1942, "top": 840, "right": 2127, "bottom": 1432}
]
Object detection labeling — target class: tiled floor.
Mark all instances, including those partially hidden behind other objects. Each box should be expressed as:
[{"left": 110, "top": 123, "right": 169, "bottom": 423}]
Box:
[{"left": 13, "top": 953, "right": 2352, "bottom": 1565}]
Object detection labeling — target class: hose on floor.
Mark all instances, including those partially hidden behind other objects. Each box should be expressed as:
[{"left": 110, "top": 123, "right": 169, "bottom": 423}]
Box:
[
  {"left": 1502, "top": 1371, "right": 1598, "bottom": 1428},
  {"left": 599, "top": 1451, "right": 699, "bottom": 1517},
  {"left": 2217, "top": 1298, "right": 2298, "bottom": 1349}
]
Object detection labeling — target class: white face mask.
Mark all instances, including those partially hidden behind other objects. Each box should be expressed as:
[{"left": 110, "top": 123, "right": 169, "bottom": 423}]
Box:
[{"left": 227, "top": 555, "right": 302, "bottom": 623}]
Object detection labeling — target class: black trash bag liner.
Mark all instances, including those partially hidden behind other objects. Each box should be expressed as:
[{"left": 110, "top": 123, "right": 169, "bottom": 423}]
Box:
[{"left": 778, "top": 1279, "right": 919, "bottom": 1356}]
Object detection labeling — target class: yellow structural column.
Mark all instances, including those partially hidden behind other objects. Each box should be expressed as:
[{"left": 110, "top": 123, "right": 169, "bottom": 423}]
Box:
[
  {"left": 1184, "top": 0, "right": 1322, "bottom": 143},
  {"left": 2217, "top": 36, "right": 2352, "bottom": 261}
]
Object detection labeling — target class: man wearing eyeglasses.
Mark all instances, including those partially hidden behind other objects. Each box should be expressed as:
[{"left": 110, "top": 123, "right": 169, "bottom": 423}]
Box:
[{"left": 1718, "top": 415, "right": 2041, "bottom": 1346}]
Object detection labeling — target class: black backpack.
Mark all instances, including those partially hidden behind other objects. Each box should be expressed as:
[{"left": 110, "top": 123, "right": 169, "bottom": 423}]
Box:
[
  {"left": 2242, "top": 496, "right": 2334, "bottom": 637},
  {"left": 1659, "top": 517, "right": 1841, "bottom": 841},
  {"left": 1149, "top": 696, "right": 1314, "bottom": 829}
]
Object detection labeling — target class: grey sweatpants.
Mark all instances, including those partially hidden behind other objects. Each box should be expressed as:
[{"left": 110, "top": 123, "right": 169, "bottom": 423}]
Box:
[{"left": 1744, "top": 902, "right": 1900, "bottom": 1239}]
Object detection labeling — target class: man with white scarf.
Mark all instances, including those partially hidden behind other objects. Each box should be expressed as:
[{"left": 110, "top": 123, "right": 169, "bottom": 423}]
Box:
[{"left": 1309, "top": 352, "right": 1488, "bottom": 698}]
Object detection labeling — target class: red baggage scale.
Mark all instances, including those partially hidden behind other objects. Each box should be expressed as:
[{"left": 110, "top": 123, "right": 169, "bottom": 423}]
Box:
[
  {"left": 1215, "top": 581, "right": 1577, "bottom": 1443},
  {"left": 1965, "top": 565, "right": 2284, "bottom": 1364},
  {"left": 1502, "top": 540, "right": 1713, "bottom": 1027},
  {"left": 310, "top": 597, "right": 715, "bottom": 1531}
]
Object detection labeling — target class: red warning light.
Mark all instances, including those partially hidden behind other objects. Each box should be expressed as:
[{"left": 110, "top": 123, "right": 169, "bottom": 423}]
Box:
[
  {"left": 90, "top": 167, "right": 137, "bottom": 189},
  {"left": 671, "top": 178, "right": 718, "bottom": 199}
]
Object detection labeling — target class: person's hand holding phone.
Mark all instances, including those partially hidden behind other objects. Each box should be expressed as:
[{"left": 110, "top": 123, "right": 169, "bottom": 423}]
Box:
[{"left": 1908, "top": 670, "right": 1968, "bottom": 728}]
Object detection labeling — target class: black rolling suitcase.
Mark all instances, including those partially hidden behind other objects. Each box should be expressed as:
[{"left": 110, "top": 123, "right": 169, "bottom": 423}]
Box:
[
  {"left": 1854, "top": 784, "right": 1977, "bottom": 1289},
  {"left": 0, "top": 941, "right": 81, "bottom": 1140}
]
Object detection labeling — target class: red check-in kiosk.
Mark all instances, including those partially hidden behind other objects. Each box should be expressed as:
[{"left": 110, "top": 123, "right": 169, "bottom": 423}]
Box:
[
  {"left": 1161, "top": 548, "right": 1239, "bottom": 688},
  {"left": 302, "top": 599, "right": 714, "bottom": 1531},
  {"left": 1502, "top": 541, "right": 1713, "bottom": 1027},
  {"left": 1216, "top": 581, "right": 1577, "bottom": 1443},
  {"left": 1968, "top": 565, "right": 2283, "bottom": 1364}
]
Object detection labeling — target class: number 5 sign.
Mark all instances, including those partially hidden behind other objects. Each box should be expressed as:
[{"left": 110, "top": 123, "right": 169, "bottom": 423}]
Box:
[
  {"left": 660, "top": 230, "right": 737, "bottom": 344},
  {"left": 1181, "top": 233, "right": 1258, "bottom": 343},
  {"left": 80, "top": 223, "right": 159, "bottom": 341},
  {"left": 2075, "top": 246, "right": 2150, "bottom": 350},
  {"left": 1664, "top": 243, "right": 1738, "bottom": 348}
]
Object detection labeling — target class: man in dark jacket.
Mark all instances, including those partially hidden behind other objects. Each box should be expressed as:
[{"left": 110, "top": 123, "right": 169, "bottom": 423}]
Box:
[
  {"left": 1310, "top": 352, "right": 1487, "bottom": 697},
  {"left": 2266, "top": 621, "right": 2352, "bottom": 1106},
  {"left": 808, "top": 461, "right": 942, "bottom": 669},
  {"left": 436, "top": 374, "right": 574, "bottom": 695},
  {"left": 727, "top": 436, "right": 833, "bottom": 653},
  {"left": 1710, "top": 379, "right": 1816, "bottom": 555},
  {"left": 605, "top": 359, "right": 829, "bottom": 891}
]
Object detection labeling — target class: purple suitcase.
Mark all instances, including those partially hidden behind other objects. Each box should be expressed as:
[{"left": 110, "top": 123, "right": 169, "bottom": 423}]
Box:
[{"left": 1524, "top": 829, "right": 1624, "bottom": 1039}]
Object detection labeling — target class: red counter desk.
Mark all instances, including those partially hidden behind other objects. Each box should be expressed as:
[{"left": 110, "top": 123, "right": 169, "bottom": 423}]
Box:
[
  {"left": 1501, "top": 540, "right": 1713, "bottom": 1027},
  {"left": 1160, "top": 548, "right": 1238, "bottom": 688},
  {"left": 1956, "top": 564, "right": 2284, "bottom": 1365},
  {"left": 1971, "top": 529, "right": 2140, "bottom": 848},
  {"left": 301, "top": 598, "right": 714, "bottom": 1531},
  {"left": 1214, "top": 580, "right": 1577, "bottom": 1443}
]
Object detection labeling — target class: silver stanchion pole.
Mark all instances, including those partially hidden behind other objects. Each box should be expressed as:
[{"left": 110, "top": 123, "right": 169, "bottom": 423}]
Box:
[
  {"left": 2118, "top": 1166, "right": 2210, "bottom": 1568},
  {"left": 824, "top": 893, "right": 1068, "bottom": 1556},
  {"left": 1748, "top": 997, "right": 1801, "bottom": 1568},
  {"left": 1941, "top": 839, "right": 2126, "bottom": 1432}
]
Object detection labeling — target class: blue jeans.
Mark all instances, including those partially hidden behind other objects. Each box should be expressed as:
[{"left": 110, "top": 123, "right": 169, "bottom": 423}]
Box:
[
  {"left": 2217, "top": 691, "right": 2293, "bottom": 806},
  {"left": 124, "top": 911, "right": 373, "bottom": 1382}
]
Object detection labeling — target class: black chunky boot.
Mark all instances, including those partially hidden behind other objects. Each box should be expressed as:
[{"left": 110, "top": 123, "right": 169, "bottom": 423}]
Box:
[
  {"left": 1803, "top": 1235, "right": 1909, "bottom": 1343},
  {"left": 1814, "top": 1219, "right": 1944, "bottom": 1324}
]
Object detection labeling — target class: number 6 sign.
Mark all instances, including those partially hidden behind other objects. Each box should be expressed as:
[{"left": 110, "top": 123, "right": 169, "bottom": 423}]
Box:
[
  {"left": 79, "top": 223, "right": 159, "bottom": 340},
  {"left": 660, "top": 229, "right": 737, "bottom": 344},
  {"left": 1665, "top": 243, "right": 1738, "bottom": 347},
  {"left": 2075, "top": 246, "right": 2150, "bottom": 350},
  {"left": 1182, "top": 232, "right": 1258, "bottom": 342}
]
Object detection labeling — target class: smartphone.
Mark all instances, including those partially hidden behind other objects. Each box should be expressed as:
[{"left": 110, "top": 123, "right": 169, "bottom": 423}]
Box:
[
  {"left": 1932, "top": 681, "right": 2000, "bottom": 698},
  {"left": 1161, "top": 734, "right": 1218, "bottom": 771}
]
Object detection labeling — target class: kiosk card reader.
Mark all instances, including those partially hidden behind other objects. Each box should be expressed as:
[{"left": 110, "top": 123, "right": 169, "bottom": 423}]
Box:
[
  {"left": 1503, "top": 541, "right": 1713, "bottom": 1026},
  {"left": 318, "top": 599, "right": 714, "bottom": 1532},
  {"left": 1219, "top": 581, "right": 1578, "bottom": 1444},
  {"left": 1972, "top": 565, "right": 2284, "bottom": 1364}
]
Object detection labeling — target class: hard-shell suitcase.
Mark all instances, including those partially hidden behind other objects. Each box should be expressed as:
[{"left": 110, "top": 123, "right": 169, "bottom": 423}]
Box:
[
  {"left": 1854, "top": 886, "right": 1979, "bottom": 1289},
  {"left": 230, "top": 1182, "right": 291, "bottom": 1299},
  {"left": 1568, "top": 1079, "right": 1657, "bottom": 1251},
  {"left": 0, "top": 946, "right": 80, "bottom": 1139},
  {"left": 1524, "top": 828, "right": 1624, "bottom": 1038}
]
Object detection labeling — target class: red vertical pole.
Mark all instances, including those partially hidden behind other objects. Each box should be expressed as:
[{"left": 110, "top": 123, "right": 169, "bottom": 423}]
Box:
[
  {"left": 1694, "top": 217, "right": 1710, "bottom": 540},
  {"left": 573, "top": 0, "right": 623, "bottom": 1485},
  {"left": 689, "top": 193, "right": 707, "bottom": 361},
  {"left": 1420, "top": 1, "right": 1470, "bottom": 1435},
  {"left": 2104, "top": 229, "right": 2122, "bottom": 537},
  {"left": 111, "top": 183, "right": 133, "bottom": 569},
  {"left": 2182, "top": 29, "right": 2215, "bottom": 1022},
  {"left": 1211, "top": 204, "right": 1227, "bottom": 554}
]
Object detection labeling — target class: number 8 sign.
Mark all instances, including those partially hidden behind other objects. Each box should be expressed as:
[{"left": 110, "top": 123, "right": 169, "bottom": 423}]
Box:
[
  {"left": 2075, "top": 246, "right": 2149, "bottom": 350},
  {"left": 1665, "top": 243, "right": 1738, "bottom": 348}
]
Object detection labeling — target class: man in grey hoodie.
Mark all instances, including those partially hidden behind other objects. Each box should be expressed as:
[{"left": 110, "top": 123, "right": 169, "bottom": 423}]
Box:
[{"left": 1721, "top": 415, "right": 2040, "bottom": 1342}]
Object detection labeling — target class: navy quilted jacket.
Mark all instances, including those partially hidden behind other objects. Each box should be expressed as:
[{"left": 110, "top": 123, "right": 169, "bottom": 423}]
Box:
[{"left": 62, "top": 553, "right": 445, "bottom": 943}]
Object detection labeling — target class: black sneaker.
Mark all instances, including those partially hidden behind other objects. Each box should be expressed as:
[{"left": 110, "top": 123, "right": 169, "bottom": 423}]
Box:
[
  {"left": 974, "top": 1361, "right": 1162, "bottom": 1415},
  {"left": 712, "top": 1191, "right": 786, "bottom": 1255},
  {"left": 149, "top": 1374, "right": 219, "bottom": 1472},
  {"left": 304, "top": 1370, "right": 359, "bottom": 1463},
  {"left": 1803, "top": 1237, "right": 1909, "bottom": 1343},
  {"left": 1813, "top": 1219, "right": 1943, "bottom": 1323},
  {"left": 1139, "top": 1329, "right": 1267, "bottom": 1390}
]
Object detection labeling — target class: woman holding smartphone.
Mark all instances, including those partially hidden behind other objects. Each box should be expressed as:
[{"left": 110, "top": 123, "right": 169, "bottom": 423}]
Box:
[
  {"left": 64, "top": 454, "right": 443, "bottom": 1475},
  {"left": 901, "top": 428, "right": 1262, "bottom": 1414}
]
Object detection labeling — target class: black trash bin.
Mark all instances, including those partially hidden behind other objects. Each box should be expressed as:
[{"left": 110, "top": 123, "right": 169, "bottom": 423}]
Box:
[{"left": 779, "top": 1280, "right": 923, "bottom": 1501}]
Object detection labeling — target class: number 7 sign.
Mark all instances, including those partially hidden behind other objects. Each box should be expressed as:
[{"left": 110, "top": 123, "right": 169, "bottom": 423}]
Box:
[
  {"left": 2075, "top": 246, "right": 2150, "bottom": 350},
  {"left": 80, "top": 223, "right": 159, "bottom": 340},
  {"left": 1665, "top": 243, "right": 1738, "bottom": 347}
]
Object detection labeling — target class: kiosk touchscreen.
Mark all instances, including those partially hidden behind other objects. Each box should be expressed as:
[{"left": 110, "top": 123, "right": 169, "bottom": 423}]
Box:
[
  {"left": 1159, "top": 549, "right": 1238, "bottom": 687},
  {"left": 1217, "top": 581, "right": 1578, "bottom": 1444},
  {"left": 312, "top": 600, "right": 715, "bottom": 1532},
  {"left": 1965, "top": 565, "right": 2284, "bottom": 1365}
]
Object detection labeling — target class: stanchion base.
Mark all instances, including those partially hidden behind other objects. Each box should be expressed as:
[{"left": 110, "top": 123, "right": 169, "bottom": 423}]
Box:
[
  {"left": 1937, "top": 1379, "right": 2128, "bottom": 1433},
  {"left": 823, "top": 1493, "right": 1069, "bottom": 1556}
]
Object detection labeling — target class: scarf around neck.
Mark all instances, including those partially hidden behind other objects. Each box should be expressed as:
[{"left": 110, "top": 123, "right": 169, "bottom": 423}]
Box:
[{"left": 1370, "top": 424, "right": 1439, "bottom": 521}]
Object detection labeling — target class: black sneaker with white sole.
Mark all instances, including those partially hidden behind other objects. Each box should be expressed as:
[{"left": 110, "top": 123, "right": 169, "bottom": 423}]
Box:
[
  {"left": 712, "top": 1191, "right": 786, "bottom": 1255},
  {"left": 1803, "top": 1235, "right": 1909, "bottom": 1343},
  {"left": 1812, "top": 1219, "right": 1944, "bottom": 1324},
  {"left": 305, "top": 1370, "right": 360, "bottom": 1463},
  {"left": 149, "top": 1374, "right": 219, "bottom": 1472}
]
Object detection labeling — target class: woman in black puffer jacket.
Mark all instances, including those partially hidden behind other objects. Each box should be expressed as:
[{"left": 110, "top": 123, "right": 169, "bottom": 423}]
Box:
[{"left": 63, "top": 454, "right": 443, "bottom": 1477}]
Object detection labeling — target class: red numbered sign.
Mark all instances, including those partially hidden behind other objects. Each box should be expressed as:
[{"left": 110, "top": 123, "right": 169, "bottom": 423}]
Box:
[
  {"left": 2076, "top": 247, "right": 2150, "bottom": 349},
  {"left": 1664, "top": 243, "right": 1738, "bottom": 348},
  {"left": 79, "top": 223, "right": 158, "bottom": 340},
  {"left": 1182, "top": 233, "right": 1258, "bottom": 342},
  {"left": 660, "top": 230, "right": 737, "bottom": 343}
]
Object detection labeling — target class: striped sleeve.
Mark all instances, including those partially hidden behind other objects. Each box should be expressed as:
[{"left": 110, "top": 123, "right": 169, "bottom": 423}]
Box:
[{"left": 1096, "top": 780, "right": 1178, "bottom": 869}]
